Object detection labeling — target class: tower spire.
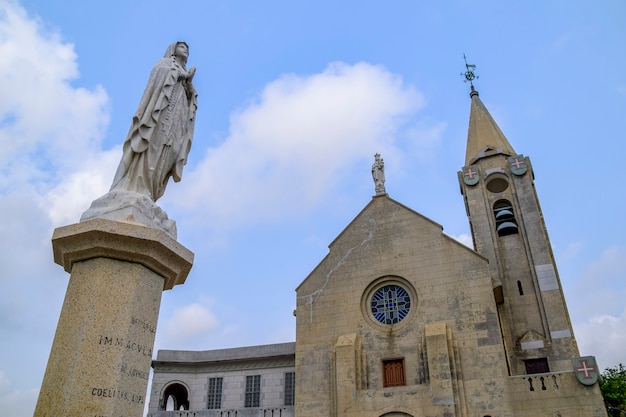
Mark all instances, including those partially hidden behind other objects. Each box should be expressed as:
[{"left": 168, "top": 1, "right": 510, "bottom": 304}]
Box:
[{"left": 461, "top": 57, "right": 516, "bottom": 165}]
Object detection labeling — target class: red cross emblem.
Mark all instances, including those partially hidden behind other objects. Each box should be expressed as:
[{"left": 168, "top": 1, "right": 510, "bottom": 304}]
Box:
[
  {"left": 464, "top": 168, "right": 477, "bottom": 179},
  {"left": 576, "top": 360, "right": 596, "bottom": 379},
  {"left": 462, "top": 166, "right": 479, "bottom": 186},
  {"left": 510, "top": 157, "right": 524, "bottom": 169},
  {"left": 572, "top": 356, "right": 599, "bottom": 386},
  {"left": 508, "top": 155, "right": 528, "bottom": 176}
]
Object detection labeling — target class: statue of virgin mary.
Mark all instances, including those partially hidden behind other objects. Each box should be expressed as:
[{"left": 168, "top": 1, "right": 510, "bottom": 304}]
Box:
[
  {"left": 80, "top": 42, "right": 198, "bottom": 237},
  {"left": 110, "top": 42, "right": 198, "bottom": 201}
]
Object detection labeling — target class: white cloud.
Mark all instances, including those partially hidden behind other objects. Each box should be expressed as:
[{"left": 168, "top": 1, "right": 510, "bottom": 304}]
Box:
[
  {"left": 169, "top": 62, "right": 433, "bottom": 229},
  {"left": 157, "top": 294, "right": 272, "bottom": 352},
  {"left": 575, "top": 308, "right": 626, "bottom": 370},
  {"left": 0, "top": 0, "right": 111, "bottom": 282},
  {"left": 0, "top": 2, "right": 109, "bottom": 191},
  {"left": 0, "top": 370, "right": 39, "bottom": 417},
  {"left": 568, "top": 246, "right": 626, "bottom": 369},
  {"left": 405, "top": 119, "right": 447, "bottom": 163},
  {"left": 570, "top": 246, "right": 626, "bottom": 319},
  {"left": 559, "top": 241, "right": 585, "bottom": 262},
  {"left": 0, "top": 4, "right": 112, "bottom": 416},
  {"left": 451, "top": 233, "right": 473, "bottom": 249},
  {"left": 0, "top": 0, "right": 111, "bottom": 233},
  {"left": 161, "top": 301, "right": 219, "bottom": 343},
  {"left": 0, "top": 0, "right": 112, "bottom": 237},
  {"left": 45, "top": 147, "right": 120, "bottom": 225}
]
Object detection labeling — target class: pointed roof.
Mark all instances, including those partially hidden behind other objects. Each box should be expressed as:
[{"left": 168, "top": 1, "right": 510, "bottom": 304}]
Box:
[{"left": 465, "top": 87, "right": 516, "bottom": 165}]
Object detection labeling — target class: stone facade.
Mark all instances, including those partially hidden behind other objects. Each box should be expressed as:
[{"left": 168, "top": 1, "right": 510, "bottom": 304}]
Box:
[
  {"left": 295, "top": 195, "right": 504, "bottom": 416},
  {"left": 293, "top": 193, "right": 605, "bottom": 417},
  {"left": 149, "top": 89, "right": 607, "bottom": 417}
]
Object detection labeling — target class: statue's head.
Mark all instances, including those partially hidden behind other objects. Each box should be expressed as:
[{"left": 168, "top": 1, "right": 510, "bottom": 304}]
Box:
[{"left": 165, "top": 42, "right": 189, "bottom": 65}]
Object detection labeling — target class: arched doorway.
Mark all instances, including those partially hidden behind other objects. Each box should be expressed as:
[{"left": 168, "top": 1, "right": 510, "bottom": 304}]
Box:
[
  {"left": 161, "top": 382, "right": 190, "bottom": 410},
  {"left": 380, "top": 413, "right": 414, "bottom": 417}
]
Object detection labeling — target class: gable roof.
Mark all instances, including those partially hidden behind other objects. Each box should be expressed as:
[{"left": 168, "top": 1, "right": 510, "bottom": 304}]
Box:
[{"left": 296, "top": 194, "right": 485, "bottom": 292}]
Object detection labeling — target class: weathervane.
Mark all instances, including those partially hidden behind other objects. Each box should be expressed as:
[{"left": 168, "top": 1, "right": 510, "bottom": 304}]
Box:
[{"left": 461, "top": 54, "right": 478, "bottom": 86}]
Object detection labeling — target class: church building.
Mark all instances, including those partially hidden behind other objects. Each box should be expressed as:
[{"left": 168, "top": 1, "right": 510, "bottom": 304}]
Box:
[{"left": 147, "top": 82, "right": 607, "bottom": 417}]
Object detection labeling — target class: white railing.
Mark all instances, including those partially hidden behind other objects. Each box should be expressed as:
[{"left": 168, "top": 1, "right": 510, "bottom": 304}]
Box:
[{"left": 150, "top": 407, "right": 293, "bottom": 417}]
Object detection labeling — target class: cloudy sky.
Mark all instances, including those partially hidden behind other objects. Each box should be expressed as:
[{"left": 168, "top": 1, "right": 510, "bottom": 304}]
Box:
[{"left": 0, "top": 0, "right": 624, "bottom": 415}]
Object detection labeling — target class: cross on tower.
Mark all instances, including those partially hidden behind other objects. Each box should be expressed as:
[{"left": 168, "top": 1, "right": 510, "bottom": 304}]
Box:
[
  {"left": 510, "top": 157, "right": 525, "bottom": 170},
  {"left": 576, "top": 360, "right": 596, "bottom": 379},
  {"left": 464, "top": 168, "right": 477, "bottom": 180}
]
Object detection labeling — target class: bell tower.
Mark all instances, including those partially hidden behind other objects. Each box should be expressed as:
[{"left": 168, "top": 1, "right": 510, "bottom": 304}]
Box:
[{"left": 457, "top": 61, "right": 578, "bottom": 376}]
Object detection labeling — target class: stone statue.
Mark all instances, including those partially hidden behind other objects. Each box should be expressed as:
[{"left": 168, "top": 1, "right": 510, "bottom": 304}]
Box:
[
  {"left": 80, "top": 42, "right": 198, "bottom": 238},
  {"left": 372, "top": 153, "right": 386, "bottom": 195},
  {"left": 110, "top": 42, "right": 198, "bottom": 201}
]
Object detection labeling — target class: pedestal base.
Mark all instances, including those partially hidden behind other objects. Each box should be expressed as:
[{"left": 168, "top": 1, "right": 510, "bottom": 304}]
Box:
[{"left": 35, "top": 219, "right": 193, "bottom": 417}]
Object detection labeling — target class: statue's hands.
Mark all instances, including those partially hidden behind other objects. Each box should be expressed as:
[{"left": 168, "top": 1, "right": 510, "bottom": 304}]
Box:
[{"left": 186, "top": 66, "right": 196, "bottom": 81}]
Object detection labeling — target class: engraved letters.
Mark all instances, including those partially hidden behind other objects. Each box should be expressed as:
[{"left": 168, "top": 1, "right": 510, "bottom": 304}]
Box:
[
  {"left": 131, "top": 316, "right": 156, "bottom": 333},
  {"left": 98, "top": 335, "right": 153, "bottom": 357},
  {"left": 91, "top": 316, "right": 155, "bottom": 404},
  {"left": 91, "top": 387, "right": 144, "bottom": 404}
]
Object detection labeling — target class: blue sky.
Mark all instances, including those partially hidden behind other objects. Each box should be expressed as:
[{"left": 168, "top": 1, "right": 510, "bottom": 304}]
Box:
[{"left": 1, "top": 0, "right": 625, "bottom": 415}]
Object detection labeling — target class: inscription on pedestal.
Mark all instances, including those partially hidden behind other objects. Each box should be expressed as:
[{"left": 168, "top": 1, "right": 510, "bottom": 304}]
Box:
[
  {"left": 98, "top": 335, "right": 153, "bottom": 357},
  {"left": 90, "top": 387, "right": 145, "bottom": 404},
  {"left": 89, "top": 314, "right": 155, "bottom": 409},
  {"left": 120, "top": 363, "right": 150, "bottom": 380},
  {"left": 131, "top": 316, "right": 156, "bottom": 333}
]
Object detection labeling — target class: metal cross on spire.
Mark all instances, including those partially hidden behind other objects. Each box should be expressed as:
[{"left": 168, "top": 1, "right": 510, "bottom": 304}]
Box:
[{"left": 461, "top": 54, "right": 479, "bottom": 86}]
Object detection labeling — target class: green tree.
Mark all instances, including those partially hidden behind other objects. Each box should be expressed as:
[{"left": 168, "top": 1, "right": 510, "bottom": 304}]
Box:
[{"left": 601, "top": 364, "right": 626, "bottom": 416}]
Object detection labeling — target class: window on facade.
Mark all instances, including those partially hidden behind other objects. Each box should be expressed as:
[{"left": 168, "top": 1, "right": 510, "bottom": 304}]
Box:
[
  {"left": 383, "top": 359, "right": 405, "bottom": 387},
  {"left": 284, "top": 372, "right": 295, "bottom": 406},
  {"left": 493, "top": 200, "right": 518, "bottom": 236},
  {"left": 245, "top": 375, "right": 261, "bottom": 407},
  {"left": 370, "top": 284, "right": 411, "bottom": 325},
  {"left": 517, "top": 280, "right": 524, "bottom": 295},
  {"left": 525, "top": 358, "right": 549, "bottom": 374},
  {"left": 207, "top": 377, "right": 223, "bottom": 409}
]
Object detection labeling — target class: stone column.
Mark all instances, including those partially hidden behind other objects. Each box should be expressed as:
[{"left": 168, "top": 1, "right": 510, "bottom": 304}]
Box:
[{"left": 35, "top": 218, "right": 193, "bottom": 417}]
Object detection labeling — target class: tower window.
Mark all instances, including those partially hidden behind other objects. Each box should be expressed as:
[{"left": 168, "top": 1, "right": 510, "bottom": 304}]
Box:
[
  {"left": 383, "top": 359, "right": 406, "bottom": 387},
  {"left": 493, "top": 200, "right": 518, "bottom": 236},
  {"left": 517, "top": 280, "right": 524, "bottom": 295},
  {"left": 486, "top": 173, "right": 509, "bottom": 193}
]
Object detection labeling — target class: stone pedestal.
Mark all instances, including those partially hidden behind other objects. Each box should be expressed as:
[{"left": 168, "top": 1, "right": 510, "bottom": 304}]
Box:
[{"left": 35, "top": 218, "right": 193, "bottom": 417}]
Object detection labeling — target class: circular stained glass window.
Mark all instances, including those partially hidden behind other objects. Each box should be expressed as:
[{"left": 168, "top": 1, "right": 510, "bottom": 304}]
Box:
[{"left": 370, "top": 284, "right": 411, "bottom": 325}]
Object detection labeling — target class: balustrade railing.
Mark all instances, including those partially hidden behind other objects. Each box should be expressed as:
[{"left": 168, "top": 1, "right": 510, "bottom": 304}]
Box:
[
  {"left": 509, "top": 371, "right": 571, "bottom": 392},
  {"left": 150, "top": 407, "right": 292, "bottom": 417}
]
